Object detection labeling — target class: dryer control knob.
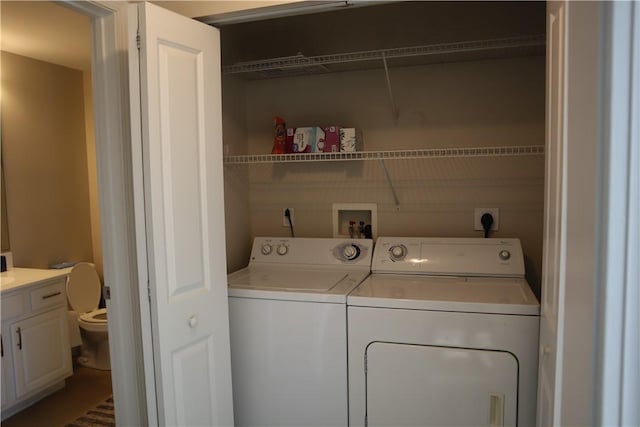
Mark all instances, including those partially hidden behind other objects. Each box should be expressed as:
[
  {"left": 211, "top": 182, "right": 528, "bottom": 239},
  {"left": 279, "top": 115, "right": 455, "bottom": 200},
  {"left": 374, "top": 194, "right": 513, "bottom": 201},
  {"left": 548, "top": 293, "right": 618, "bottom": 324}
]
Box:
[
  {"left": 389, "top": 245, "right": 407, "bottom": 261},
  {"left": 261, "top": 244, "right": 273, "bottom": 255},
  {"left": 343, "top": 244, "right": 361, "bottom": 261},
  {"left": 276, "top": 244, "right": 288, "bottom": 256},
  {"left": 499, "top": 250, "right": 511, "bottom": 261}
]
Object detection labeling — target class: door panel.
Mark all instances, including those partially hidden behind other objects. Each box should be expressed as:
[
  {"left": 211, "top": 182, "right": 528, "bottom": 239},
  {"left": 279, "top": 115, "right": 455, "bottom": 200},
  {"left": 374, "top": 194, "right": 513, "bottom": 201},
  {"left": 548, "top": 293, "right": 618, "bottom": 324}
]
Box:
[
  {"left": 132, "top": 3, "right": 233, "bottom": 425},
  {"left": 172, "top": 336, "right": 217, "bottom": 425},
  {"left": 157, "top": 42, "right": 208, "bottom": 299},
  {"left": 366, "top": 342, "right": 518, "bottom": 427}
]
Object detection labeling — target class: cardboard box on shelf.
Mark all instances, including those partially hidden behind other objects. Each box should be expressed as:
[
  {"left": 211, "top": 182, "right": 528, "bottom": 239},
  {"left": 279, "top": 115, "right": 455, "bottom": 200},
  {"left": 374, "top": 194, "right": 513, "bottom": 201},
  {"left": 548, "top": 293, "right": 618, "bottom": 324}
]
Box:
[
  {"left": 340, "top": 128, "right": 358, "bottom": 152},
  {"left": 321, "top": 126, "right": 340, "bottom": 152},
  {"left": 288, "top": 127, "right": 326, "bottom": 153}
]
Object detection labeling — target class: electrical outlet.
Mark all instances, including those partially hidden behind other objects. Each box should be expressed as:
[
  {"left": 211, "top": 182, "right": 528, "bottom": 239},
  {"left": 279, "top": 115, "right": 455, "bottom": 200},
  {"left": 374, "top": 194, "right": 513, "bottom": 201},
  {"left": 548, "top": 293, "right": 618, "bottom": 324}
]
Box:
[
  {"left": 474, "top": 208, "right": 499, "bottom": 231},
  {"left": 282, "top": 208, "right": 295, "bottom": 227}
]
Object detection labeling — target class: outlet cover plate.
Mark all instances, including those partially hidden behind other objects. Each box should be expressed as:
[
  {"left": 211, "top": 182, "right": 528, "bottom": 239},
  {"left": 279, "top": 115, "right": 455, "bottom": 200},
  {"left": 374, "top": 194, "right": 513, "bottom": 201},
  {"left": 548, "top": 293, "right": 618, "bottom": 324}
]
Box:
[
  {"left": 282, "top": 208, "right": 294, "bottom": 227},
  {"left": 474, "top": 208, "right": 499, "bottom": 231}
]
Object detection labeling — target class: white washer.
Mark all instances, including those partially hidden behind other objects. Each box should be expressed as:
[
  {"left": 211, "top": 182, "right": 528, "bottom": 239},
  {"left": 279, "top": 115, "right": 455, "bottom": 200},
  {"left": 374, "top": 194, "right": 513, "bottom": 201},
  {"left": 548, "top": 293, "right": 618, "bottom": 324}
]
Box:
[
  {"left": 228, "top": 237, "right": 373, "bottom": 427},
  {"left": 348, "top": 237, "right": 540, "bottom": 427}
]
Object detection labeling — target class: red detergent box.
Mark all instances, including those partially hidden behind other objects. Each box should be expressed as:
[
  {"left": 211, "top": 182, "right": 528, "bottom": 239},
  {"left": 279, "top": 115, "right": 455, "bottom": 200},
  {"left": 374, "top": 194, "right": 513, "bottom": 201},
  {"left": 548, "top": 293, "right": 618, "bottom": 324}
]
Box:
[{"left": 321, "top": 126, "right": 340, "bottom": 152}]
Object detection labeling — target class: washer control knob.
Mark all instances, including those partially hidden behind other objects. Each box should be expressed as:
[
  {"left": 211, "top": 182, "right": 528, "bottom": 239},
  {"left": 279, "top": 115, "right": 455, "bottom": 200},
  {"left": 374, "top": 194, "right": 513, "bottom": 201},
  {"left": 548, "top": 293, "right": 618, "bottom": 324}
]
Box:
[
  {"left": 261, "top": 244, "right": 273, "bottom": 255},
  {"left": 343, "top": 244, "right": 361, "bottom": 261},
  {"left": 499, "top": 250, "right": 511, "bottom": 261},
  {"left": 276, "top": 244, "right": 288, "bottom": 256},
  {"left": 389, "top": 245, "right": 407, "bottom": 261}
]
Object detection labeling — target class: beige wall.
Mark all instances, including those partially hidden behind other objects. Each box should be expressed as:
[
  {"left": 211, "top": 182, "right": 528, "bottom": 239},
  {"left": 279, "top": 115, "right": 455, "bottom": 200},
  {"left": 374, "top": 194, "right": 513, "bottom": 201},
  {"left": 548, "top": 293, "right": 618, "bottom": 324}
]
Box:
[
  {"left": 223, "top": 56, "right": 545, "bottom": 295},
  {"left": 222, "top": 76, "right": 252, "bottom": 272},
  {"left": 1, "top": 52, "right": 94, "bottom": 269}
]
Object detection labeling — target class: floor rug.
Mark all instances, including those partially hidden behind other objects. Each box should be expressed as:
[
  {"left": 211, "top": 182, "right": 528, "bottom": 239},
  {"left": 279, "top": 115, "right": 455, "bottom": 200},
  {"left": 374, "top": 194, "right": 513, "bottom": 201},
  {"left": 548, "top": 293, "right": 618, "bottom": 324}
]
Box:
[{"left": 64, "top": 396, "right": 115, "bottom": 427}]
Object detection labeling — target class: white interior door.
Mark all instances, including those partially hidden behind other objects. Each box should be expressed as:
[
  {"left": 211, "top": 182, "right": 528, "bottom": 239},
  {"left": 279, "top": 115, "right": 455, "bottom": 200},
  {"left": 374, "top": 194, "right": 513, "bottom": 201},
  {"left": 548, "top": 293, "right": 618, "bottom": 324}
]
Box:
[
  {"left": 537, "top": 2, "right": 566, "bottom": 425},
  {"left": 129, "top": 3, "right": 234, "bottom": 425}
]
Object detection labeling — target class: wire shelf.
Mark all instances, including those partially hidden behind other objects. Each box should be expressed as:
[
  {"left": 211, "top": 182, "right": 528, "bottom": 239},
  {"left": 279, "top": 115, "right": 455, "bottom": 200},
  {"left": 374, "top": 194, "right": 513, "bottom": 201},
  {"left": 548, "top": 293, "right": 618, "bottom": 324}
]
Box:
[
  {"left": 223, "top": 145, "right": 545, "bottom": 164},
  {"left": 222, "top": 34, "right": 545, "bottom": 76}
]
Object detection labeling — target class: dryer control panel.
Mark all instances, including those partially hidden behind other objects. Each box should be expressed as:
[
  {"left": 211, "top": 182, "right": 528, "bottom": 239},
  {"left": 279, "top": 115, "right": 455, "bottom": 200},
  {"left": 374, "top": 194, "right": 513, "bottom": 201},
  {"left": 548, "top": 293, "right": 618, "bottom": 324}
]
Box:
[
  {"left": 373, "top": 237, "right": 525, "bottom": 277},
  {"left": 250, "top": 237, "right": 373, "bottom": 267}
]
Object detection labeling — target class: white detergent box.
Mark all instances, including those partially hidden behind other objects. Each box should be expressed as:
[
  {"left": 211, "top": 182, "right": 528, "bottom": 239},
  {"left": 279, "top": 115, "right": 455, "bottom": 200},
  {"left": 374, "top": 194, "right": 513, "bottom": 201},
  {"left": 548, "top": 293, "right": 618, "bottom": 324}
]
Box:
[
  {"left": 289, "top": 127, "right": 325, "bottom": 153},
  {"left": 340, "top": 128, "right": 358, "bottom": 152}
]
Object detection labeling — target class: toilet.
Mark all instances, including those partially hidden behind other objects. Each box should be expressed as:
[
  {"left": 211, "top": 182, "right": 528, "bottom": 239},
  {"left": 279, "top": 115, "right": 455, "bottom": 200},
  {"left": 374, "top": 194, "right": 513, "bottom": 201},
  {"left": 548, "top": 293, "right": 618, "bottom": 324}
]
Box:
[{"left": 67, "top": 262, "right": 110, "bottom": 370}]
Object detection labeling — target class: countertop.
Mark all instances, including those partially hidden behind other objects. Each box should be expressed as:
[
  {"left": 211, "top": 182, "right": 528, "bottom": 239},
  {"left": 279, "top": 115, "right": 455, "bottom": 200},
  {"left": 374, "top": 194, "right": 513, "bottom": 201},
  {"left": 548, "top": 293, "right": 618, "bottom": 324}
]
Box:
[{"left": 0, "top": 267, "right": 72, "bottom": 293}]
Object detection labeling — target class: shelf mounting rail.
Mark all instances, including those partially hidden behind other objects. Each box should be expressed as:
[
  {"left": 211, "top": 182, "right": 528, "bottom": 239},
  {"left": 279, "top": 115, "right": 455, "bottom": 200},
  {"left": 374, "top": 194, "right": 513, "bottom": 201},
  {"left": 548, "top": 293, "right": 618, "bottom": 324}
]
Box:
[{"left": 381, "top": 52, "right": 399, "bottom": 123}]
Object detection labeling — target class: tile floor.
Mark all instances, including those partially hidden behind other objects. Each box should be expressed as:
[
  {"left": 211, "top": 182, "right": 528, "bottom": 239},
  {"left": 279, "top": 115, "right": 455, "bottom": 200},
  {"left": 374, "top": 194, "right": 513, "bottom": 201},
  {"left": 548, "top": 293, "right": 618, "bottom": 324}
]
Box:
[{"left": 2, "top": 367, "right": 113, "bottom": 427}]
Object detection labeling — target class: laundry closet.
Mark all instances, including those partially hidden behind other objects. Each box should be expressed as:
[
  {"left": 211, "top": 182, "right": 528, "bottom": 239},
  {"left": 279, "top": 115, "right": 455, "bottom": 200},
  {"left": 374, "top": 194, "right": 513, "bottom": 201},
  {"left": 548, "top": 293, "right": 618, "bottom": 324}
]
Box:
[{"left": 218, "top": 1, "right": 546, "bottom": 295}]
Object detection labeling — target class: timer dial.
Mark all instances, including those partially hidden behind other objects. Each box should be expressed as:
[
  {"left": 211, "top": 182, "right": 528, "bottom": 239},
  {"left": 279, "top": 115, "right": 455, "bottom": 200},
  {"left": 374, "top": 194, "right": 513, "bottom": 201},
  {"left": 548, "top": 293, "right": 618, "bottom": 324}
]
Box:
[
  {"left": 389, "top": 245, "right": 407, "bottom": 261},
  {"left": 276, "top": 244, "right": 289, "bottom": 256},
  {"left": 342, "top": 244, "right": 361, "bottom": 261}
]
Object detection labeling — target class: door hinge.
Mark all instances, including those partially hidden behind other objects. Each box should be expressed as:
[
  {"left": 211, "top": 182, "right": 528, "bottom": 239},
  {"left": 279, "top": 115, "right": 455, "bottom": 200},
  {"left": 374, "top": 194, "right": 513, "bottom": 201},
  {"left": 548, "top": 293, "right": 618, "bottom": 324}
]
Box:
[
  {"left": 103, "top": 286, "right": 111, "bottom": 300},
  {"left": 147, "top": 282, "right": 151, "bottom": 302},
  {"left": 136, "top": 29, "right": 141, "bottom": 50}
]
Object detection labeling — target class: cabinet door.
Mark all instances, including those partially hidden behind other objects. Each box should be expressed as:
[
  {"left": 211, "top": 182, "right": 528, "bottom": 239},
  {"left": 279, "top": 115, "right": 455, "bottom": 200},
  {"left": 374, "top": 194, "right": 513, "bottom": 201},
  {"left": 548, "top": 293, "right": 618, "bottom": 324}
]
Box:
[{"left": 10, "top": 307, "right": 72, "bottom": 398}]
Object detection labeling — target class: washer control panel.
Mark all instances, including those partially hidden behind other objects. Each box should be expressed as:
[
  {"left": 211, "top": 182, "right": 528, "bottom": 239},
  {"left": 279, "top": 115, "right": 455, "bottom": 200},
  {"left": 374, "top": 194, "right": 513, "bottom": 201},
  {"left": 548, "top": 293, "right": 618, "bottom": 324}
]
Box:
[
  {"left": 373, "top": 237, "right": 525, "bottom": 277},
  {"left": 250, "top": 237, "right": 373, "bottom": 266}
]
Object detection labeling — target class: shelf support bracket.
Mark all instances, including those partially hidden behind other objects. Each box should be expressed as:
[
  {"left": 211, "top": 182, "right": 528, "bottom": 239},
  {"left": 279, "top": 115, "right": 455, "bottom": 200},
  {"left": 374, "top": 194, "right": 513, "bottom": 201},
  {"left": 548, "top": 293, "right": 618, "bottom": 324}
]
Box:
[
  {"left": 381, "top": 53, "right": 399, "bottom": 123},
  {"left": 380, "top": 159, "right": 400, "bottom": 208}
]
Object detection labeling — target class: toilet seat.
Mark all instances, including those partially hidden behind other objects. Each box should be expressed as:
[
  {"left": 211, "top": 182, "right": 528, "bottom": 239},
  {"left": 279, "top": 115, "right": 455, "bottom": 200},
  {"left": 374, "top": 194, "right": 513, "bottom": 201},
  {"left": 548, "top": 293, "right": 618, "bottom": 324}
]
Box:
[
  {"left": 67, "top": 262, "right": 102, "bottom": 313},
  {"left": 78, "top": 312, "right": 108, "bottom": 333},
  {"left": 80, "top": 308, "right": 107, "bottom": 323}
]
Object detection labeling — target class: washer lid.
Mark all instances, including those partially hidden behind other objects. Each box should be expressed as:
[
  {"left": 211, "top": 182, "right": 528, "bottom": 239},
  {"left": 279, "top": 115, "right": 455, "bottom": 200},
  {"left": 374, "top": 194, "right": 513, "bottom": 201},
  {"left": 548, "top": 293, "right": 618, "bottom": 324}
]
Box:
[
  {"left": 67, "top": 263, "right": 101, "bottom": 313},
  {"left": 348, "top": 274, "right": 539, "bottom": 315},
  {"left": 228, "top": 266, "right": 369, "bottom": 303}
]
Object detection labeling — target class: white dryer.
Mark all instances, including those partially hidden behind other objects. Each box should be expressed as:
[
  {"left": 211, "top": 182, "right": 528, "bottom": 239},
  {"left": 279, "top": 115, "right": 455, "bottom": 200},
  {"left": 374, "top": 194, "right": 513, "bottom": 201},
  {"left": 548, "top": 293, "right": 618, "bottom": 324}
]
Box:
[
  {"left": 228, "top": 237, "right": 373, "bottom": 427},
  {"left": 348, "top": 237, "right": 540, "bottom": 427}
]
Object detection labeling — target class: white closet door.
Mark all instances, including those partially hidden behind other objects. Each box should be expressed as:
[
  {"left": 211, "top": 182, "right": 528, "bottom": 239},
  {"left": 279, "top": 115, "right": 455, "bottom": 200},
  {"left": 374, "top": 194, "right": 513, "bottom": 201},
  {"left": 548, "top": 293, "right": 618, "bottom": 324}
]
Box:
[
  {"left": 130, "top": 3, "right": 233, "bottom": 425},
  {"left": 537, "top": 2, "right": 566, "bottom": 426}
]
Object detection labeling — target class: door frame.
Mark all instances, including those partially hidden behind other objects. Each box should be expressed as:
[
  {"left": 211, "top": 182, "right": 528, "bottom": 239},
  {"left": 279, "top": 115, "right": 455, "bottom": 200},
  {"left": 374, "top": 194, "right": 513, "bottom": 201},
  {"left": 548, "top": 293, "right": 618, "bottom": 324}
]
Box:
[
  {"left": 60, "top": 1, "right": 150, "bottom": 425},
  {"left": 594, "top": 1, "right": 639, "bottom": 425}
]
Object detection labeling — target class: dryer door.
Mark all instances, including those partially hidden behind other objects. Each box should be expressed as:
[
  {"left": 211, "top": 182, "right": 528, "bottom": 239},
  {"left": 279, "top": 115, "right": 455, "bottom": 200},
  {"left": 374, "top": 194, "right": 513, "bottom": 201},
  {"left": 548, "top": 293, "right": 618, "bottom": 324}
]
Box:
[{"left": 366, "top": 342, "right": 517, "bottom": 426}]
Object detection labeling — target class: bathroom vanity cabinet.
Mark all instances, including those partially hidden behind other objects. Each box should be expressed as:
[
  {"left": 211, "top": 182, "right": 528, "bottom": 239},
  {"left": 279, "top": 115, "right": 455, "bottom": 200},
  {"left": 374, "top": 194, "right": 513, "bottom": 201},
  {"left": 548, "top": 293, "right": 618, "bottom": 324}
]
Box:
[{"left": 0, "top": 269, "right": 72, "bottom": 420}]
